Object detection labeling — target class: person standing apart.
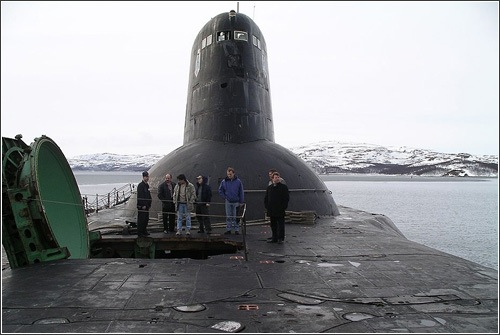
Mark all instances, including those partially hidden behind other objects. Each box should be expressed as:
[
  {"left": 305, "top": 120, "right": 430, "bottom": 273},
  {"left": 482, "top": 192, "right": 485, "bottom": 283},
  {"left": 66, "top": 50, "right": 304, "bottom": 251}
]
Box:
[
  {"left": 195, "top": 175, "right": 213, "bottom": 234},
  {"left": 173, "top": 174, "right": 196, "bottom": 236},
  {"left": 158, "top": 173, "right": 176, "bottom": 233},
  {"left": 264, "top": 171, "right": 289, "bottom": 244},
  {"left": 136, "top": 171, "right": 152, "bottom": 237},
  {"left": 218, "top": 167, "right": 244, "bottom": 235}
]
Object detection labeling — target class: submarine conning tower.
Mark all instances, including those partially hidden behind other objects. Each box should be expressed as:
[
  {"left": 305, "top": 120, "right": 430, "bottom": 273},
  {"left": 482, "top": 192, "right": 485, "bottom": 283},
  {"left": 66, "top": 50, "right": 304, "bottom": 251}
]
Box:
[
  {"left": 127, "top": 10, "right": 340, "bottom": 222},
  {"left": 184, "top": 10, "right": 273, "bottom": 144}
]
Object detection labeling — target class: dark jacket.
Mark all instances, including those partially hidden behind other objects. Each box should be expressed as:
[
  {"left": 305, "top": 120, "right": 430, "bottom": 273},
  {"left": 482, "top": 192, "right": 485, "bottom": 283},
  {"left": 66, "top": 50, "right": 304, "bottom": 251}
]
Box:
[
  {"left": 264, "top": 182, "right": 289, "bottom": 217},
  {"left": 218, "top": 175, "right": 244, "bottom": 203},
  {"left": 137, "top": 180, "right": 152, "bottom": 209},
  {"left": 195, "top": 176, "right": 212, "bottom": 204},
  {"left": 158, "top": 180, "right": 176, "bottom": 209}
]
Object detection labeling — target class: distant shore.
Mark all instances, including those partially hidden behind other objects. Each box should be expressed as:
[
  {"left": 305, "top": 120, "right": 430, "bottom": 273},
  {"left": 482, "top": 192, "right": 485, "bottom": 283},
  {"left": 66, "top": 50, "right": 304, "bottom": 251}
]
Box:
[{"left": 319, "top": 174, "right": 497, "bottom": 182}]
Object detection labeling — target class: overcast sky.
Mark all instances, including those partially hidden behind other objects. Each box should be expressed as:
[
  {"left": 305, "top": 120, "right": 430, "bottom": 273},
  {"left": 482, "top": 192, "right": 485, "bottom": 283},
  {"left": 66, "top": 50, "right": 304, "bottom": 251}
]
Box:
[{"left": 2, "top": 1, "right": 498, "bottom": 157}]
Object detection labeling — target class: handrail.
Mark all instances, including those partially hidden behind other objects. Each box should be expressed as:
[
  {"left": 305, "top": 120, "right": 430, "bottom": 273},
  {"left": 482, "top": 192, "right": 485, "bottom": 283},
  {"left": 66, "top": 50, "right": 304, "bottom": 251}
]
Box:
[
  {"left": 242, "top": 188, "right": 331, "bottom": 193},
  {"left": 82, "top": 183, "right": 329, "bottom": 218},
  {"left": 81, "top": 183, "right": 135, "bottom": 215}
]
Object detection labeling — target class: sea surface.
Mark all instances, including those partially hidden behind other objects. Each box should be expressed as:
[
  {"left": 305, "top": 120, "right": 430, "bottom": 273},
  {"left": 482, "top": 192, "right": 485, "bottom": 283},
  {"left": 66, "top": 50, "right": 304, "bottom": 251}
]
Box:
[
  {"left": 72, "top": 172, "right": 499, "bottom": 270},
  {"left": 74, "top": 171, "right": 142, "bottom": 196},
  {"left": 323, "top": 175, "right": 498, "bottom": 270}
]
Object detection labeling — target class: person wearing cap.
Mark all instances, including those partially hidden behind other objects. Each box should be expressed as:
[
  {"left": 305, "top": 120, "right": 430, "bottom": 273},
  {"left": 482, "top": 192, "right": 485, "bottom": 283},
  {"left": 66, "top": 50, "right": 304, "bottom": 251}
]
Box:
[
  {"left": 136, "top": 171, "right": 152, "bottom": 237},
  {"left": 195, "top": 175, "right": 213, "bottom": 234},
  {"left": 173, "top": 174, "right": 196, "bottom": 236}
]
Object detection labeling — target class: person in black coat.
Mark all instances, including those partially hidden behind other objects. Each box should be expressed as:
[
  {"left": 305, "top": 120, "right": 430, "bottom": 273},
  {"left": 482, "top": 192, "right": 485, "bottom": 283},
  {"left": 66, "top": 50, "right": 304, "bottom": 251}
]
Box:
[
  {"left": 158, "top": 173, "right": 176, "bottom": 233},
  {"left": 195, "top": 175, "right": 213, "bottom": 233},
  {"left": 136, "top": 171, "right": 152, "bottom": 237},
  {"left": 264, "top": 171, "right": 289, "bottom": 244}
]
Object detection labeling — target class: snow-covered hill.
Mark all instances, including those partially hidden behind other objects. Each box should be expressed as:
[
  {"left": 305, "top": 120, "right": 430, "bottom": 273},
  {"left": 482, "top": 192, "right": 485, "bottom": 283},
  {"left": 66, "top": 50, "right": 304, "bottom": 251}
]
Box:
[
  {"left": 67, "top": 141, "right": 498, "bottom": 177},
  {"left": 68, "top": 153, "right": 164, "bottom": 172},
  {"left": 291, "top": 141, "right": 498, "bottom": 177}
]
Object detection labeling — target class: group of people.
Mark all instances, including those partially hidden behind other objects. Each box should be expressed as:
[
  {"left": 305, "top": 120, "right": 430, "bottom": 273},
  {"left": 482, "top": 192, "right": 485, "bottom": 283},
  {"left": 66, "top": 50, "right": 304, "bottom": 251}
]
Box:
[
  {"left": 135, "top": 167, "right": 289, "bottom": 244},
  {"left": 137, "top": 172, "right": 214, "bottom": 237}
]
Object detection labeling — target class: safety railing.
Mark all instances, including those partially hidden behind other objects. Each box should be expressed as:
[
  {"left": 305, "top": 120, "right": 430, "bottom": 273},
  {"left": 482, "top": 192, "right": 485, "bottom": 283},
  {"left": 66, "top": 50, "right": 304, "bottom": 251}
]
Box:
[{"left": 81, "top": 183, "right": 135, "bottom": 215}]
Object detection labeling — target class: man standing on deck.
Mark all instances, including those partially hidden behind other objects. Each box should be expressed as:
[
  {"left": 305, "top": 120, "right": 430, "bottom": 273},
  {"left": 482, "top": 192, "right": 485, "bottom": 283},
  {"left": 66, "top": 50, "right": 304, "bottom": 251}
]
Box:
[
  {"left": 173, "top": 174, "right": 196, "bottom": 236},
  {"left": 195, "top": 175, "right": 213, "bottom": 234},
  {"left": 158, "top": 173, "right": 176, "bottom": 233},
  {"left": 218, "top": 167, "right": 245, "bottom": 235},
  {"left": 136, "top": 171, "right": 152, "bottom": 237},
  {"left": 264, "top": 171, "right": 289, "bottom": 244}
]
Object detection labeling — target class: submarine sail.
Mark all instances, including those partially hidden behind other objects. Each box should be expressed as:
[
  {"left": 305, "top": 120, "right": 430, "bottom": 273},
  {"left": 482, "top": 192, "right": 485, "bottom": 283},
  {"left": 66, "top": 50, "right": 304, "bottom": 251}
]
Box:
[{"left": 127, "top": 10, "right": 340, "bottom": 221}]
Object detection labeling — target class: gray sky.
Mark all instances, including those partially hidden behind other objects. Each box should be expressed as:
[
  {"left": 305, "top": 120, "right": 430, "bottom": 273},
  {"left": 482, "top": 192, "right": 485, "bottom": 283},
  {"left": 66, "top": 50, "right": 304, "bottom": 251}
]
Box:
[{"left": 2, "top": 1, "right": 498, "bottom": 157}]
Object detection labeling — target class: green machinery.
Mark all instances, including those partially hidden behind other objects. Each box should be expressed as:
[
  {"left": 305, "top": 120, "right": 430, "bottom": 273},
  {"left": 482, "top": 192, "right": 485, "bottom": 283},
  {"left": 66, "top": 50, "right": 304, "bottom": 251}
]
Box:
[{"left": 2, "top": 134, "right": 92, "bottom": 268}]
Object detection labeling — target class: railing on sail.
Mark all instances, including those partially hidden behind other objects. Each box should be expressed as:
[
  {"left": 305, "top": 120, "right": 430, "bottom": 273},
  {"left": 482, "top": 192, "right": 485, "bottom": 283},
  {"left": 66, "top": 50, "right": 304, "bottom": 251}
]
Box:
[{"left": 81, "top": 183, "right": 135, "bottom": 215}]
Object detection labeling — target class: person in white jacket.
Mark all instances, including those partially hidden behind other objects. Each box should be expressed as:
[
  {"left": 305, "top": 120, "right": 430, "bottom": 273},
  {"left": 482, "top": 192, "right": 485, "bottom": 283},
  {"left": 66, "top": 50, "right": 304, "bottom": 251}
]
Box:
[{"left": 173, "top": 174, "right": 196, "bottom": 236}]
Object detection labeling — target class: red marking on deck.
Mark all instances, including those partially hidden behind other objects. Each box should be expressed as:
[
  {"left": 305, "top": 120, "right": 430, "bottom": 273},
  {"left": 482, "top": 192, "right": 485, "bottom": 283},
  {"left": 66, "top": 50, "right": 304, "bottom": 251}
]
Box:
[{"left": 238, "top": 304, "right": 259, "bottom": 310}]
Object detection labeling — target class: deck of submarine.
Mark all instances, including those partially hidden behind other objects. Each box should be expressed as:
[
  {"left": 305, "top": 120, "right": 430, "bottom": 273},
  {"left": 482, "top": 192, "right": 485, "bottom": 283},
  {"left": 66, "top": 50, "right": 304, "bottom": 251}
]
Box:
[{"left": 1, "top": 205, "right": 497, "bottom": 333}]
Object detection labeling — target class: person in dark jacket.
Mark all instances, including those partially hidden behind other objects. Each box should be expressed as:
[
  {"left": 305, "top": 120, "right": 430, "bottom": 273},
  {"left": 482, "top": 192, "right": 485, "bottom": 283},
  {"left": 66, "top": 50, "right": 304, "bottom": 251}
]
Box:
[
  {"left": 195, "top": 175, "right": 213, "bottom": 234},
  {"left": 218, "top": 167, "right": 245, "bottom": 235},
  {"left": 264, "top": 171, "right": 289, "bottom": 244},
  {"left": 136, "top": 171, "right": 152, "bottom": 237},
  {"left": 158, "top": 173, "right": 176, "bottom": 233}
]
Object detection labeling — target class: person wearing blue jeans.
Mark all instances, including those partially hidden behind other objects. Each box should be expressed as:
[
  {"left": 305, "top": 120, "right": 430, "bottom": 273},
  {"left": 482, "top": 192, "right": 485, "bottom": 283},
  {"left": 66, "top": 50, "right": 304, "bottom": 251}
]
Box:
[
  {"left": 218, "top": 167, "right": 245, "bottom": 235},
  {"left": 173, "top": 174, "right": 196, "bottom": 236},
  {"left": 176, "top": 203, "right": 191, "bottom": 234},
  {"left": 224, "top": 201, "right": 239, "bottom": 233}
]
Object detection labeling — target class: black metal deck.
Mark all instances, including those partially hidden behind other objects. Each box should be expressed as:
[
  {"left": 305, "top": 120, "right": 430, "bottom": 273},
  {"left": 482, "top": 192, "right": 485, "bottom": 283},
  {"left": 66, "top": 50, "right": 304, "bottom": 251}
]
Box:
[{"left": 2, "top": 205, "right": 497, "bottom": 333}]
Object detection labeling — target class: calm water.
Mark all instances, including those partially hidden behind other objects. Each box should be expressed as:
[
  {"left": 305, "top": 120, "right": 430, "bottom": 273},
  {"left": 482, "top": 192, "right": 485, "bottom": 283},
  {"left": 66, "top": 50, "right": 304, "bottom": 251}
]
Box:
[
  {"left": 73, "top": 172, "right": 499, "bottom": 270},
  {"left": 323, "top": 175, "right": 498, "bottom": 270},
  {"left": 74, "top": 171, "right": 140, "bottom": 196}
]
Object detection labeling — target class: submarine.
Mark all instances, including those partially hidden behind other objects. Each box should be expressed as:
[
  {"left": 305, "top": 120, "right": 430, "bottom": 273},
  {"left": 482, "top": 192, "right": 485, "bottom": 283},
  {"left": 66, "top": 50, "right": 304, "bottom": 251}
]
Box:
[
  {"left": 125, "top": 9, "right": 340, "bottom": 222},
  {"left": 2, "top": 134, "right": 497, "bottom": 333},
  {"left": 2, "top": 9, "right": 497, "bottom": 333}
]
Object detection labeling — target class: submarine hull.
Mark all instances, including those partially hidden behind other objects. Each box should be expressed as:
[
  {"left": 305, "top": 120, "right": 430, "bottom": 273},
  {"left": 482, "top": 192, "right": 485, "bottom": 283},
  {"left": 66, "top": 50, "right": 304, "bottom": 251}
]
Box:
[{"left": 128, "top": 139, "right": 339, "bottom": 222}]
